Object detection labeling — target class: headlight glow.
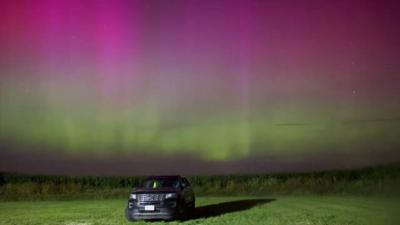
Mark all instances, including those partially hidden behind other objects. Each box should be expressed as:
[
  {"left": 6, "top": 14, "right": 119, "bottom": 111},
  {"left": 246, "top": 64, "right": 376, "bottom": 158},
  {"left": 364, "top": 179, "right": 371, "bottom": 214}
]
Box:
[
  {"left": 165, "top": 193, "right": 177, "bottom": 199},
  {"left": 130, "top": 194, "right": 137, "bottom": 200}
]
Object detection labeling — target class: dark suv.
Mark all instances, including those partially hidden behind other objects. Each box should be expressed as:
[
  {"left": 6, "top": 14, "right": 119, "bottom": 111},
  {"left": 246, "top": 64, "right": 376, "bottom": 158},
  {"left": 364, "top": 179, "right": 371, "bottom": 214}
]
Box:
[{"left": 125, "top": 175, "right": 195, "bottom": 221}]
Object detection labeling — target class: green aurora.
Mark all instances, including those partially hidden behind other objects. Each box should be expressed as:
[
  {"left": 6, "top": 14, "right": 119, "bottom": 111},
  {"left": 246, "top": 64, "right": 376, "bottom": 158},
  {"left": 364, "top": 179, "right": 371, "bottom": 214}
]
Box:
[
  {"left": 1, "top": 77, "right": 399, "bottom": 161},
  {"left": 0, "top": 0, "right": 399, "bottom": 170}
]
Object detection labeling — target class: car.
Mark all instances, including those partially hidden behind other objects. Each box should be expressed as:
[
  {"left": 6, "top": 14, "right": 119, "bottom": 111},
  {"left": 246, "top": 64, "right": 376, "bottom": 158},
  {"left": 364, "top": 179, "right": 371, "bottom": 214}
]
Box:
[{"left": 125, "top": 175, "right": 195, "bottom": 221}]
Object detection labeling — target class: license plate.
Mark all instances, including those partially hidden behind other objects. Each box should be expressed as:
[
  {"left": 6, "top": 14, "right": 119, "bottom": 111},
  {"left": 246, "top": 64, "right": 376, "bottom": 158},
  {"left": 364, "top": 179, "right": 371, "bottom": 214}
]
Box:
[{"left": 144, "top": 205, "right": 155, "bottom": 211}]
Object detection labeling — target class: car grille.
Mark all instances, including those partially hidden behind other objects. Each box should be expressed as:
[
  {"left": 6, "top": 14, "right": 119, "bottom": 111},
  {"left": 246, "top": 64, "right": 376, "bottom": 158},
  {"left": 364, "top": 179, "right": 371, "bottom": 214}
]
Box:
[{"left": 138, "top": 193, "right": 165, "bottom": 202}]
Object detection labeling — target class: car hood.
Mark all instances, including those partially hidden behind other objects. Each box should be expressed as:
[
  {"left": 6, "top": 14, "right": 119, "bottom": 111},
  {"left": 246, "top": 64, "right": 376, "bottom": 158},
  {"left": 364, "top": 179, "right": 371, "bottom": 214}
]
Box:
[{"left": 133, "top": 187, "right": 179, "bottom": 194}]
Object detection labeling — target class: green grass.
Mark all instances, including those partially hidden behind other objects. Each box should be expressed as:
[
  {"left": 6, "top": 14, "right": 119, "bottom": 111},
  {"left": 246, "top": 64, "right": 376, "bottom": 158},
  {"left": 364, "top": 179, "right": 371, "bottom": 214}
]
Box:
[{"left": 0, "top": 196, "right": 399, "bottom": 225}]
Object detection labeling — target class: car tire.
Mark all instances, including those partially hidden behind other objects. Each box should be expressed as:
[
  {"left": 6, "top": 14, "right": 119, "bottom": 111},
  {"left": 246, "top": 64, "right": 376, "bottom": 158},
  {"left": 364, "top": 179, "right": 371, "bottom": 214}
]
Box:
[
  {"left": 187, "top": 201, "right": 195, "bottom": 218},
  {"left": 175, "top": 201, "right": 188, "bottom": 220},
  {"left": 125, "top": 208, "right": 135, "bottom": 222}
]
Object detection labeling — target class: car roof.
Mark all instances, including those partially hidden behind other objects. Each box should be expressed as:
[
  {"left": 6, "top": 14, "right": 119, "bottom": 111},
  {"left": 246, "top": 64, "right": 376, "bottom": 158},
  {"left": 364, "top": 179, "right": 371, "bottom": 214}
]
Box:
[{"left": 145, "top": 175, "right": 182, "bottom": 180}]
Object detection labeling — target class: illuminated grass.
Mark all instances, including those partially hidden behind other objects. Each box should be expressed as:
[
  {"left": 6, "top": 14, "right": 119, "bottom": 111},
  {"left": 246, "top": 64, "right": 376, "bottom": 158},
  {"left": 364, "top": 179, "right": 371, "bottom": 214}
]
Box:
[{"left": 0, "top": 196, "right": 399, "bottom": 225}]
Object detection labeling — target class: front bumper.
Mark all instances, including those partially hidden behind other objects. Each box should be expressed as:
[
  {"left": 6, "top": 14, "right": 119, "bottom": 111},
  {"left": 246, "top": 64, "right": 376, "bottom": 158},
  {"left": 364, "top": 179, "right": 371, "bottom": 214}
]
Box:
[{"left": 126, "top": 200, "right": 178, "bottom": 220}]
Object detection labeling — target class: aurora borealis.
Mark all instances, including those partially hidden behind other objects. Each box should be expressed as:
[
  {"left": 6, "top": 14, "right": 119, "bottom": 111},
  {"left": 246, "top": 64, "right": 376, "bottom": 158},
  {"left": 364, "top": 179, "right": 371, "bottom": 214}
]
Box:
[{"left": 0, "top": 0, "right": 400, "bottom": 175}]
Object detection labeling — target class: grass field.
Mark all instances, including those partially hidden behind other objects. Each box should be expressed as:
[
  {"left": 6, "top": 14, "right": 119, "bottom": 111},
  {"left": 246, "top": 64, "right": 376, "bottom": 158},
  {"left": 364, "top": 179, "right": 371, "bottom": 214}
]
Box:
[{"left": 0, "top": 196, "right": 399, "bottom": 225}]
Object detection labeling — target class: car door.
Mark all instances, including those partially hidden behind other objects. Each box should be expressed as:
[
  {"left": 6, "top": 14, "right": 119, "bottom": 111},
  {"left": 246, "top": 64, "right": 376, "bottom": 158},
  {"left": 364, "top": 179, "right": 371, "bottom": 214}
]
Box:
[{"left": 181, "top": 178, "right": 194, "bottom": 205}]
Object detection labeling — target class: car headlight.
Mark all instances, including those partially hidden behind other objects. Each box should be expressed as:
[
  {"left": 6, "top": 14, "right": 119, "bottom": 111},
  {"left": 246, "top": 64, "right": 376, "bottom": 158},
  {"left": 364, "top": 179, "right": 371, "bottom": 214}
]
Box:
[
  {"left": 130, "top": 194, "right": 137, "bottom": 200},
  {"left": 165, "top": 193, "right": 177, "bottom": 199}
]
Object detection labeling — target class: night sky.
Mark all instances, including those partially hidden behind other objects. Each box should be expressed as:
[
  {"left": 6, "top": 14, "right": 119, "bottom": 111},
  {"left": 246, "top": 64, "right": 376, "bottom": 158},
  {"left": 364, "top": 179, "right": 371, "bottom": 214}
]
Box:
[{"left": 0, "top": 0, "right": 399, "bottom": 175}]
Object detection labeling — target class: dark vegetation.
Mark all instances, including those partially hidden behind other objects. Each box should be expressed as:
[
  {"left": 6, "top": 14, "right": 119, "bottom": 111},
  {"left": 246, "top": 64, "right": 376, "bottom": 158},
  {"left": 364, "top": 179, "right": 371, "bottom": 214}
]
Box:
[{"left": 0, "top": 163, "right": 399, "bottom": 201}]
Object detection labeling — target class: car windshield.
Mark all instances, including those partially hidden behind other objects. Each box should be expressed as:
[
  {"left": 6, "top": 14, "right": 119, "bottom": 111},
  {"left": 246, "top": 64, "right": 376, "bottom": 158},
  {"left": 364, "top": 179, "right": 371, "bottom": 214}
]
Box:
[{"left": 140, "top": 178, "right": 181, "bottom": 189}]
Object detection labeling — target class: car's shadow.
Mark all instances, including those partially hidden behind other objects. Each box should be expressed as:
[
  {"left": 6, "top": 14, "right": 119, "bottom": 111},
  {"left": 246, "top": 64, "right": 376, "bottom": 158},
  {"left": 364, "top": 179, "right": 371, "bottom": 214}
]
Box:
[{"left": 187, "top": 198, "right": 275, "bottom": 220}]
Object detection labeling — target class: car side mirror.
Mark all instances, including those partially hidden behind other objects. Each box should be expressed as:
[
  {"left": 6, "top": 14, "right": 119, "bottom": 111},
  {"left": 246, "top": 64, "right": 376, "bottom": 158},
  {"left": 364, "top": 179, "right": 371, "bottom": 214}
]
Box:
[{"left": 181, "top": 182, "right": 186, "bottom": 190}]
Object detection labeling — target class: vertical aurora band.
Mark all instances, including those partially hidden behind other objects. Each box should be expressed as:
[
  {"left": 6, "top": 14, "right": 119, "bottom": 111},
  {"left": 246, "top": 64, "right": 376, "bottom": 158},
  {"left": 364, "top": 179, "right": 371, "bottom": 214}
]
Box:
[{"left": 0, "top": 0, "right": 399, "bottom": 161}]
